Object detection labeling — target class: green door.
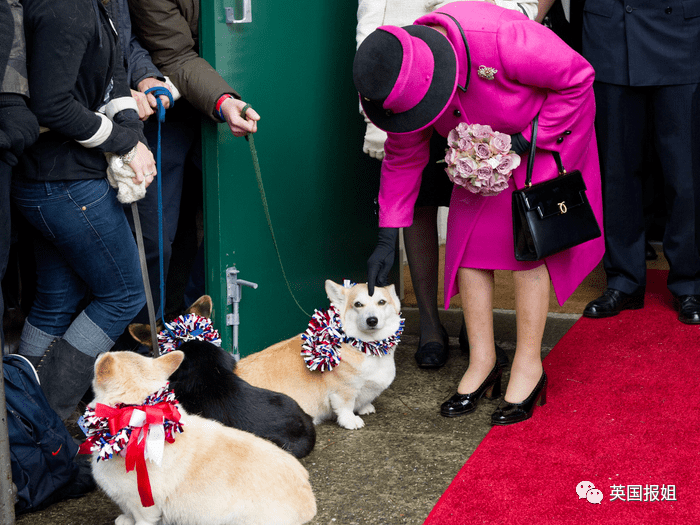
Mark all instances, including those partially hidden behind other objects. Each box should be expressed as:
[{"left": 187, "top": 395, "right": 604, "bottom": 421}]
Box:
[{"left": 199, "top": 1, "right": 391, "bottom": 357}]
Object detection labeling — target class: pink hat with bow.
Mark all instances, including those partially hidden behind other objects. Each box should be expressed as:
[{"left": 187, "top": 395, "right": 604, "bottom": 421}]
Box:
[{"left": 353, "top": 24, "right": 458, "bottom": 134}]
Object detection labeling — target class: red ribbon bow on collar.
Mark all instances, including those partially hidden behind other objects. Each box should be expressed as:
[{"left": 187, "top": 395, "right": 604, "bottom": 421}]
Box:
[{"left": 94, "top": 402, "right": 181, "bottom": 507}]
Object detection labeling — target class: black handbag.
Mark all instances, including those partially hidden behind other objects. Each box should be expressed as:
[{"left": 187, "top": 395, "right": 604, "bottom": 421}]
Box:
[{"left": 512, "top": 115, "right": 601, "bottom": 261}]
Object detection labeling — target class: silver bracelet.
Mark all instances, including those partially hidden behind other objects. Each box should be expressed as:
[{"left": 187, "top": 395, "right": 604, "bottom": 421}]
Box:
[{"left": 118, "top": 145, "right": 138, "bottom": 165}]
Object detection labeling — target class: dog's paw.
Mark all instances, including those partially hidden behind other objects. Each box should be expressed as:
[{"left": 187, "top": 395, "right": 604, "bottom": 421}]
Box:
[
  {"left": 115, "top": 515, "right": 136, "bottom": 525},
  {"left": 337, "top": 413, "right": 365, "bottom": 430},
  {"left": 358, "top": 403, "right": 376, "bottom": 415}
]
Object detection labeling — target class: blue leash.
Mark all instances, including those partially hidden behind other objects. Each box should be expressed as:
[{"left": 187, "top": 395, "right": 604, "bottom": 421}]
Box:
[{"left": 144, "top": 87, "right": 175, "bottom": 340}]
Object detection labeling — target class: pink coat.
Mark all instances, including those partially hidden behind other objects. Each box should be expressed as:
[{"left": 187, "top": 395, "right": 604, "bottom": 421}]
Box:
[{"left": 378, "top": 2, "right": 604, "bottom": 308}]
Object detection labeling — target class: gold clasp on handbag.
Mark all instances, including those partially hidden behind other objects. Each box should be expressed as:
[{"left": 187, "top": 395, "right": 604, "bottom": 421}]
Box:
[{"left": 558, "top": 201, "right": 567, "bottom": 214}]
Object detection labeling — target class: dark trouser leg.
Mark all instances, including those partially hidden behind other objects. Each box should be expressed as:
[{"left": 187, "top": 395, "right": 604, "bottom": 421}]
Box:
[
  {"left": 695, "top": 87, "right": 700, "bottom": 259},
  {"left": 652, "top": 84, "right": 700, "bottom": 296},
  {"left": 183, "top": 241, "right": 205, "bottom": 308},
  {"left": 128, "top": 110, "right": 198, "bottom": 324},
  {"left": 594, "top": 82, "right": 648, "bottom": 294},
  {"left": 0, "top": 161, "right": 10, "bottom": 353}
]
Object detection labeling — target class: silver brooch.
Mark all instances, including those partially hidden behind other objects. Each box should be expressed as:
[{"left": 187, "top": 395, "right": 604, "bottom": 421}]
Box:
[{"left": 478, "top": 65, "right": 498, "bottom": 80}]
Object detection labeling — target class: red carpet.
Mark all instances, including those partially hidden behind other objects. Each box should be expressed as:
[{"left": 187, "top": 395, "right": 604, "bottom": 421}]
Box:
[{"left": 424, "top": 270, "right": 700, "bottom": 524}]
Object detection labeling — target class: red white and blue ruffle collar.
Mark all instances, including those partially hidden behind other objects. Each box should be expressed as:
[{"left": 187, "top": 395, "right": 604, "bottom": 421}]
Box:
[
  {"left": 300, "top": 304, "right": 404, "bottom": 372},
  {"left": 157, "top": 313, "right": 221, "bottom": 355}
]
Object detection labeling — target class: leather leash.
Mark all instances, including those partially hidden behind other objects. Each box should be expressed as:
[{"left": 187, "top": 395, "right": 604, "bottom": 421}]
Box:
[
  {"left": 240, "top": 104, "right": 310, "bottom": 318},
  {"left": 131, "top": 202, "right": 159, "bottom": 354}
]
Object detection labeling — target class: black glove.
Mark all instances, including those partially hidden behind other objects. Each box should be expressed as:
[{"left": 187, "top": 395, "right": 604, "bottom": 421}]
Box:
[
  {"left": 510, "top": 132, "right": 530, "bottom": 156},
  {"left": 0, "top": 129, "right": 19, "bottom": 166},
  {"left": 367, "top": 227, "right": 399, "bottom": 296},
  {"left": 0, "top": 133, "right": 18, "bottom": 167},
  {"left": 0, "top": 95, "right": 40, "bottom": 167},
  {"left": 0, "top": 130, "right": 10, "bottom": 152}
]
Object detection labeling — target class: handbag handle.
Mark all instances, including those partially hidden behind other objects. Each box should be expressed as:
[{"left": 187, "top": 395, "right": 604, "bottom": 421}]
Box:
[
  {"left": 523, "top": 114, "right": 567, "bottom": 188},
  {"left": 525, "top": 114, "right": 539, "bottom": 187}
]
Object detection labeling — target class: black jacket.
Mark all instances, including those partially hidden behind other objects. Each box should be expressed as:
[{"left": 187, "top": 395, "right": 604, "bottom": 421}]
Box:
[
  {"left": 104, "top": 0, "right": 163, "bottom": 89},
  {"left": 19, "top": 0, "right": 144, "bottom": 181},
  {"left": 583, "top": 0, "right": 700, "bottom": 86}
]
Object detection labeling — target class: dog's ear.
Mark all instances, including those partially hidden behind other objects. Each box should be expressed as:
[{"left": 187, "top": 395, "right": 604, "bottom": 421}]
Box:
[
  {"left": 128, "top": 322, "right": 165, "bottom": 347},
  {"left": 325, "top": 280, "right": 347, "bottom": 308},
  {"left": 128, "top": 323, "right": 152, "bottom": 346},
  {"left": 386, "top": 284, "right": 401, "bottom": 312},
  {"left": 158, "top": 350, "right": 185, "bottom": 377},
  {"left": 186, "top": 295, "right": 213, "bottom": 318},
  {"left": 94, "top": 353, "right": 116, "bottom": 386}
]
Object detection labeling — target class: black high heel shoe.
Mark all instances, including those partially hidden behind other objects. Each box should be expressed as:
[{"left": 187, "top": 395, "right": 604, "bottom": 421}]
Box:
[
  {"left": 415, "top": 325, "right": 449, "bottom": 369},
  {"left": 440, "top": 363, "right": 502, "bottom": 417},
  {"left": 490, "top": 371, "right": 547, "bottom": 426}
]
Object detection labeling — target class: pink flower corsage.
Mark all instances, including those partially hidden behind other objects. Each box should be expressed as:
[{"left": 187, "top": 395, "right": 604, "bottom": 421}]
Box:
[{"left": 442, "top": 123, "right": 521, "bottom": 196}]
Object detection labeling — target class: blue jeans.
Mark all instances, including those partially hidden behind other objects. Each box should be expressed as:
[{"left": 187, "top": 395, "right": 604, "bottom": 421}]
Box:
[{"left": 11, "top": 178, "right": 145, "bottom": 349}]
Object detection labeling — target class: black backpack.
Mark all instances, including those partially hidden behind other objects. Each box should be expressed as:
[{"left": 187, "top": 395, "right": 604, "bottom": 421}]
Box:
[{"left": 3, "top": 354, "right": 85, "bottom": 514}]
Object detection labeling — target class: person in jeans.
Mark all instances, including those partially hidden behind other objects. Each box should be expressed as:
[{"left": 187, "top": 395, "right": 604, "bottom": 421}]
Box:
[{"left": 12, "top": 0, "right": 156, "bottom": 420}]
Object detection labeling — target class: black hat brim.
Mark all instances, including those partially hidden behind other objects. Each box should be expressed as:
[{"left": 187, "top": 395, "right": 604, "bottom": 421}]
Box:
[{"left": 357, "top": 25, "right": 458, "bottom": 134}]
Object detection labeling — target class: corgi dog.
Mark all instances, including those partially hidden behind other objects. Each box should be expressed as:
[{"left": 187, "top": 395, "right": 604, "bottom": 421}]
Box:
[
  {"left": 235, "top": 280, "right": 403, "bottom": 430},
  {"left": 86, "top": 351, "right": 316, "bottom": 525},
  {"left": 129, "top": 295, "right": 316, "bottom": 458}
]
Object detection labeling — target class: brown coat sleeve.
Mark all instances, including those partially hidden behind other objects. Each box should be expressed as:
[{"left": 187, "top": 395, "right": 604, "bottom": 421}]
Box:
[{"left": 127, "top": 0, "right": 240, "bottom": 120}]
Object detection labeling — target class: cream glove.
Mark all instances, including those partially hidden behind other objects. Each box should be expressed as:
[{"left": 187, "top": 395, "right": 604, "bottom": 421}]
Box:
[{"left": 363, "top": 121, "right": 388, "bottom": 161}]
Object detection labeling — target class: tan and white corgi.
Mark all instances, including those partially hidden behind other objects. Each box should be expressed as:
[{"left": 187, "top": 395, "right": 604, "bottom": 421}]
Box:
[
  {"left": 86, "top": 351, "right": 316, "bottom": 525},
  {"left": 235, "top": 280, "right": 403, "bottom": 430}
]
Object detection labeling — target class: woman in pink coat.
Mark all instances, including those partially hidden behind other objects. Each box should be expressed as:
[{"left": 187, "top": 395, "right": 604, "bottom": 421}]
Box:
[{"left": 353, "top": 1, "right": 603, "bottom": 425}]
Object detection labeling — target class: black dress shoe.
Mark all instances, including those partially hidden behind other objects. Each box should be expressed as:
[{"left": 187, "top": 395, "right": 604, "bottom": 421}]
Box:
[
  {"left": 674, "top": 295, "right": 700, "bottom": 324},
  {"left": 459, "top": 321, "right": 509, "bottom": 367},
  {"left": 583, "top": 288, "right": 644, "bottom": 318},
  {"left": 490, "top": 371, "right": 547, "bottom": 426},
  {"left": 440, "top": 363, "right": 502, "bottom": 417},
  {"left": 415, "top": 326, "right": 449, "bottom": 368},
  {"left": 645, "top": 240, "right": 658, "bottom": 261}
]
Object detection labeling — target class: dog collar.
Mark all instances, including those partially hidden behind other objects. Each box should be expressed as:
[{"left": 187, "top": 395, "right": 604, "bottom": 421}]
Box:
[
  {"left": 300, "top": 304, "right": 404, "bottom": 372},
  {"left": 78, "top": 384, "right": 184, "bottom": 508},
  {"left": 78, "top": 384, "right": 184, "bottom": 461},
  {"left": 158, "top": 313, "right": 221, "bottom": 355}
]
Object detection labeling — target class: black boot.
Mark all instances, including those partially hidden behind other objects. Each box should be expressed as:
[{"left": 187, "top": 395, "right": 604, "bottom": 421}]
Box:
[
  {"left": 36, "top": 339, "right": 96, "bottom": 421},
  {"left": 21, "top": 353, "right": 44, "bottom": 368}
]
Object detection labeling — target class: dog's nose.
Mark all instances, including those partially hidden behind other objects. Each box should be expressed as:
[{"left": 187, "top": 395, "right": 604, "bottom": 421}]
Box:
[{"left": 366, "top": 316, "right": 378, "bottom": 327}]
